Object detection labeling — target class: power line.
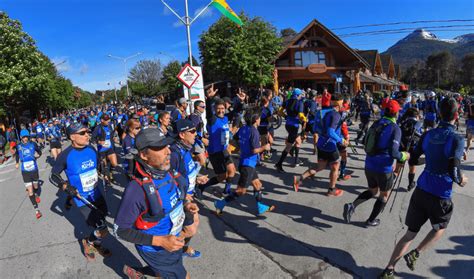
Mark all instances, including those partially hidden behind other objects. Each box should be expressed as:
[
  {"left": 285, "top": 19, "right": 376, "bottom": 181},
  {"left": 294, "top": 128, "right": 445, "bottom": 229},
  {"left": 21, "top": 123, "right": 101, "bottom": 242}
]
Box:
[
  {"left": 339, "top": 25, "right": 474, "bottom": 37},
  {"left": 344, "top": 29, "right": 474, "bottom": 39},
  {"left": 332, "top": 19, "right": 474, "bottom": 30}
]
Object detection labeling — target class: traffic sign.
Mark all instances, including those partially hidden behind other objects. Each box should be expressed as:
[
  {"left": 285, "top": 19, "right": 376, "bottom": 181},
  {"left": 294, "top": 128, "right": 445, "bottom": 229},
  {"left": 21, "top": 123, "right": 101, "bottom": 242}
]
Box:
[{"left": 177, "top": 64, "right": 200, "bottom": 88}]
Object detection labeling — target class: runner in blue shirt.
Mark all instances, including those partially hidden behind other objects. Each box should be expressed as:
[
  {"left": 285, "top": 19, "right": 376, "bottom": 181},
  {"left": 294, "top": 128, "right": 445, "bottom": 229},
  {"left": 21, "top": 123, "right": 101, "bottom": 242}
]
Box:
[
  {"left": 122, "top": 118, "right": 140, "bottom": 179},
  {"left": 214, "top": 109, "right": 274, "bottom": 216},
  {"left": 114, "top": 128, "right": 198, "bottom": 279},
  {"left": 15, "top": 130, "right": 43, "bottom": 219},
  {"left": 92, "top": 114, "right": 118, "bottom": 187},
  {"left": 50, "top": 123, "right": 111, "bottom": 261},
  {"left": 379, "top": 97, "right": 468, "bottom": 279}
]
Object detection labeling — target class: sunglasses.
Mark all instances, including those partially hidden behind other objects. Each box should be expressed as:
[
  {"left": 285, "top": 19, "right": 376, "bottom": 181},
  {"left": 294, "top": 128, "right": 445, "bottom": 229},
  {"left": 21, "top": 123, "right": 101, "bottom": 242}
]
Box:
[
  {"left": 134, "top": 126, "right": 142, "bottom": 130},
  {"left": 75, "top": 130, "right": 90, "bottom": 136},
  {"left": 187, "top": 129, "right": 197, "bottom": 134},
  {"left": 199, "top": 105, "right": 206, "bottom": 108}
]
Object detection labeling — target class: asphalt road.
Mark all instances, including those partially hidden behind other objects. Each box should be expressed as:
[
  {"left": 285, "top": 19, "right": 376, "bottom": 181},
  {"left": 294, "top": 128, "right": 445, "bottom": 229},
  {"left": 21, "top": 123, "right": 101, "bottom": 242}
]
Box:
[{"left": 0, "top": 119, "right": 472, "bottom": 279}]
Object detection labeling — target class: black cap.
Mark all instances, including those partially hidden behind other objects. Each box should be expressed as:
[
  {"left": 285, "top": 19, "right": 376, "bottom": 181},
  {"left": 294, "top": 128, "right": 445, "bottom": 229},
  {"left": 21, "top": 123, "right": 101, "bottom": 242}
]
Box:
[
  {"left": 135, "top": 128, "right": 174, "bottom": 151},
  {"left": 176, "top": 119, "right": 195, "bottom": 133},
  {"left": 66, "top": 123, "right": 86, "bottom": 136}
]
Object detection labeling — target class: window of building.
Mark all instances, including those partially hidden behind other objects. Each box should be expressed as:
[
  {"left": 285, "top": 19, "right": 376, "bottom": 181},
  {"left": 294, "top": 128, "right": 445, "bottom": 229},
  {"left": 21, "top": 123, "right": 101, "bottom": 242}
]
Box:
[{"left": 294, "top": 50, "right": 326, "bottom": 67}]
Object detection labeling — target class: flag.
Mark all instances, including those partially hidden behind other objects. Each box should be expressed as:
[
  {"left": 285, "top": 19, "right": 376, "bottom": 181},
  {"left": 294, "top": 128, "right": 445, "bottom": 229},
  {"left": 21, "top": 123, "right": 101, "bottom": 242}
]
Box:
[{"left": 211, "top": 0, "right": 243, "bottom": 27}]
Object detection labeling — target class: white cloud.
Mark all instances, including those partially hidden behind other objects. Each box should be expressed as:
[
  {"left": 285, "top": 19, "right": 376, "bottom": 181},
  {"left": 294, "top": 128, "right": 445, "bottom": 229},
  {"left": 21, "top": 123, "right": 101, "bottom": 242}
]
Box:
[
  {"left": 173, "top": 20, "right": 184, "bottom": 28},
  {"left": 79, "top": 63, "right": 89, "bottom": 75},
  {"left": 194, "top": 5, "right": 213, "bottom": 18},
  {"left": 52, "top": 57, "right": 71, "bottom": 72}
]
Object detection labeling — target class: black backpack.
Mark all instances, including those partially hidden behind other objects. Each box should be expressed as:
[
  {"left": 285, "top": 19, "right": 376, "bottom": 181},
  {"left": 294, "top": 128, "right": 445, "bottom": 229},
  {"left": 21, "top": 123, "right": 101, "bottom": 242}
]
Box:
[{"left": 364, "top": 120, "right": 389, "bottom": 156}]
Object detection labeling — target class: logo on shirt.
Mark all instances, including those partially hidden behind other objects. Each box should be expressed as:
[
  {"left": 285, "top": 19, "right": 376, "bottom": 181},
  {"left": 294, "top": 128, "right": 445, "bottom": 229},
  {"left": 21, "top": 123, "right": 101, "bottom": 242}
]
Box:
[{"left": 81, "top": 159, "right": 95, "bottom": 170}]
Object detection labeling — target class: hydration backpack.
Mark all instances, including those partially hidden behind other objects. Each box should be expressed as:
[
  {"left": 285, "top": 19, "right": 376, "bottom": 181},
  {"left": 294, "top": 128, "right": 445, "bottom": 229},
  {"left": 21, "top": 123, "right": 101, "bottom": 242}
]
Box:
[{"left": 364, "top": 120, "right": 389, "bottom": 156}]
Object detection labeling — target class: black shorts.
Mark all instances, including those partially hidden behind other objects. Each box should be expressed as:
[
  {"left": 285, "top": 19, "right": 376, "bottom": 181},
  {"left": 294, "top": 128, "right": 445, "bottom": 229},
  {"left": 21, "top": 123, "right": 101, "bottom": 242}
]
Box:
[
  {"left": 405, "top": 188, "right": 453, "bottom": 233},
  {"left": 317, "top": 148, "right": 340, "bottom": 164},
  {"left": 209, "top": 150, "right": 233, "bottom": 175},
  {"left": 78, "top": 196, "right": 108, "bottom": 229},
  {"left": 365, "top": 169, "right": 394, "bottom": 192},
  {"left": 137, "top": 248, "right": 186, "bottom": 278},
  {"left": 257, "top": 126, "right": 269, "bottom": 136},
  {"left": 238, "top": 166, "right": 258, "bottom": 188},
  {"left": 99, "top": 148, "right": 115, "bottom": 157},
  {"left": 285, "top": 125, "right": 300, "bottom": 144},
  {"left": 304, "top": 123, "right": 313, "bottom": 133},
  {"left": 423, "top": 119, "right": 435, "bottom": 129},
  {"left": 50, "top": 141, "right": 62, "bottom": 149},
  {"left": 21, "top": 170, "right": 39, "bottom": 184}
]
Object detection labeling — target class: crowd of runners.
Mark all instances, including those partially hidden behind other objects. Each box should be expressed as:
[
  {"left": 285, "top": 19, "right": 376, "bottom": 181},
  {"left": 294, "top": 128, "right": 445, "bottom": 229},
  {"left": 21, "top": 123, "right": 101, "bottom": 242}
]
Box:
[{"left": 0, "top": 84, "right": 472, "bottom": 279}]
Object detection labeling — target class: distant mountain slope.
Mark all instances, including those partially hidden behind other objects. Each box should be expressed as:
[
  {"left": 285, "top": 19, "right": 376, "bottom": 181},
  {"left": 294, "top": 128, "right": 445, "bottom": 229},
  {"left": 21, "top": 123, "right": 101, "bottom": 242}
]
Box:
[{"left": 382, "top": 29, "right": 474, "bottom": 68}]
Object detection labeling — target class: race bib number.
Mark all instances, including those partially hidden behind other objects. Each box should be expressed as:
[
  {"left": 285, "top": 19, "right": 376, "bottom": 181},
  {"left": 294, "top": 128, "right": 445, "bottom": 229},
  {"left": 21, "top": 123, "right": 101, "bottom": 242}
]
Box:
[
  {"left": 221, "top": 130, "right": 229, "bottom": 146},
  {"left": 79, "top": 169, "right": 98, "bottom": 192},
  {"left": 103, "top": 140, "right": 111, "bottom": 148},
  {"left": 169, "top": 204, "right": 185, "bottom": 236},
  {"left": 23, "top": 161, "right": 35, "bottom": 171}
]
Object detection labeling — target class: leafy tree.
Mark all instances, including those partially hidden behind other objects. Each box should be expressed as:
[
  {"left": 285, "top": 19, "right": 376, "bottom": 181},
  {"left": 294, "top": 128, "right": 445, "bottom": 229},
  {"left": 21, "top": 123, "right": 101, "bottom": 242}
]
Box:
[
  {"left": 280, "top": 28, "right": 297, "bottom": 38},
  {"left": 129, "top": 59, "right": 162, "bottom": 96},
  {"left": 461, "top": 53, "right": 474, "bottom": 87},
  {"left": 199, "top": 13, "right": 282, "bottom": 87},
  {"left": 423, "top": 51, "right": 455, "bottom": 88},
  {"left": 161, "top": 60, "right": 183, "bottom": 99}
]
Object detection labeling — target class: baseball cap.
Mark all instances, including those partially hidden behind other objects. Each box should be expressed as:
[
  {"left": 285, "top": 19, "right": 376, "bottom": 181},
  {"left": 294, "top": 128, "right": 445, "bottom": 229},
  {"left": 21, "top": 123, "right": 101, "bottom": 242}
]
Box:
[
  {"left": 386, "top": 100, "right": 401, "bottom": 114},
  {"left": 292, "top": 88, "right": 303, "bottom": 96},
  {"left": 101, "top": 114, "right": 110, "bottom": 120},
  {"left": 135, "top": 128, "right": 174, "bottom": 151},
  {"left": 20, "top": 129, "right": 30, "bottom": 138},
  {"left": 66, "top": 122, "right": 87, "bottom": 136},
  {"left": 176, "top": 119, "right": 195, "bottom": 133},
  {"left": 178, "top": 97, "right": 190, "bottom": 105}
]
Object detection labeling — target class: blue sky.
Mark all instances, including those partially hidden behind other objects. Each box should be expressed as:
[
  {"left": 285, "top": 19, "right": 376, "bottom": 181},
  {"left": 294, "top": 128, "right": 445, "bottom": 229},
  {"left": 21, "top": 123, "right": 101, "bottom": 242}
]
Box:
[{"left": 2, "top": 0, "right": 473, "bottom": 92}]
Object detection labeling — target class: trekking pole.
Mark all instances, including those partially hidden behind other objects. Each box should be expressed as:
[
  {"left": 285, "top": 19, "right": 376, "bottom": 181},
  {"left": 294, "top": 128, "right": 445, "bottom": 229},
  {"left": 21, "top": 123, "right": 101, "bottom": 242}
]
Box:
[
  {"left": 389, "top": 162, "right": 406, "bottom": 213},
  {"left": 76, "top": 194, "right": 105, "bottom": 215}
]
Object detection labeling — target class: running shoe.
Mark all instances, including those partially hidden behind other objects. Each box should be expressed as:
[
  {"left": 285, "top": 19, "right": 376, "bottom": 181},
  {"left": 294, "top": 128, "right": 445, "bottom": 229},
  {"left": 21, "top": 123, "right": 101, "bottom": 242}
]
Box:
[
  {"left": 366, "top": 219, "right": 380, "bottom": 227},
  {"left": 326, "top": 188, "right": 343, "bottom": 197},
  {"left": 35, "top": 210, "right": 42, "bottom": 219},
  {"left": 257, "top": 202, "right": 275, "bottom": 215},
  {"left": 35, "top": 194, "right": 41, "bottom": 204},
  {"left": 404, "top": 249, "right": 419, "bottom": 271},
  {"left": 294, "top": 160, "right": 303, "bottom": 167},
  {"left": 343, "top": 203, "right": 355, "bottom": 223},
  {"left": 214, "top": 199, "right": 227, "bottom": 215},
  {"left": 81, "top": 238, "right": 96, "bottom": 261},
  {"left": 378, "top": 268, "right": 395, "bottom": 279},
  {"left": 338, "top": 174, "right": 352, "bottom": 181},
  {"left": 293, "top": 176, "right": 301, "bottom": 192},
  {"left": 407, "top": 181, "right": 416, "bottom": 191},
  {"left": 275, "top": 164, "right": 285, "bottom": 173},
  {"left": 123, "top": 265, "right": 145, "bottom": 279},
  {"left": 183, "top": 247, "right": 201, "bottom": 258}
]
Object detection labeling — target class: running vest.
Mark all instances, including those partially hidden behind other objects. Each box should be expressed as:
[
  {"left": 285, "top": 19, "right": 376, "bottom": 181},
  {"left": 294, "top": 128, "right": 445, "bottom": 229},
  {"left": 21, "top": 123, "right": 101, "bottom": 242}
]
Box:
[
  {"left": 172, "top": 143, "right": 200, "bottom": 195},
  {"left": 285, "top": 98, "right": 301, "bottom": 127},
  {"left": 18, "top": 142, "right": 38, "bottom": 172},
  {"left": 207, "top": 115, "right": 230, "bottom": 154},
  {"left": 313, "top": 107, "right": 333, "bottom": 135},
  {"left": 417, "top": 123, "right": 459, "bottom": 199},
  {"left": 64, "top": 146, "right": 100, "bottom": 207},
  {"left": 133, "top": 164, "right": 186, "bottom": 252}
]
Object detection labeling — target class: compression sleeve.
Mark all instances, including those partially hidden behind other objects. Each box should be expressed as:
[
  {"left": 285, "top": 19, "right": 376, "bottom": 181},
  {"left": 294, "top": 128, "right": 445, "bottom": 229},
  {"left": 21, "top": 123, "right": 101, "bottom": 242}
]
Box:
[
  {"left": 49, "top": 147, "right": 69, "bottom": 188},
  {"left": 327, "top": 113, "right": 343, "bottom": 143},
  {"left": 389, "top": 125, "right": 405, "bottom": 162},
  {"left": 448, "top": 135, "right": 466, "bottom": 185}
]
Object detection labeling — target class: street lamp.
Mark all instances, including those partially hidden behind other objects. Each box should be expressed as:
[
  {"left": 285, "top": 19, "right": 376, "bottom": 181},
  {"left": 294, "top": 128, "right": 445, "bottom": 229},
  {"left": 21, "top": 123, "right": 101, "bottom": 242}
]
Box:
[
  {"left": 158, "top": 51, "right": 177, "bottom": 62},
  {"left": 107, "top": 52, "right": 142, "bottom": 97}
]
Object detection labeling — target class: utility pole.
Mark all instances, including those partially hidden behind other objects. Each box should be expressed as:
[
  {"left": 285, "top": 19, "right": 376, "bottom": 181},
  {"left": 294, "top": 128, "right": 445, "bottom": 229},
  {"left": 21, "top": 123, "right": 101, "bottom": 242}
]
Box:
[
  {"left": 161, "top": 0, "right": 214, "bottom": 103},
  {"left": 107, "top": 53, "right": 142, "bottom": 98}
]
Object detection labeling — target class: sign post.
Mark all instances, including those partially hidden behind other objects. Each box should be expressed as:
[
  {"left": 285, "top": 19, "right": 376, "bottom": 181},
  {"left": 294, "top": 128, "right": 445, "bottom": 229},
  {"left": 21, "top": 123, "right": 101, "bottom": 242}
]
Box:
[{"left": 182, "top": 66, "right": 207, "bottom": 131}]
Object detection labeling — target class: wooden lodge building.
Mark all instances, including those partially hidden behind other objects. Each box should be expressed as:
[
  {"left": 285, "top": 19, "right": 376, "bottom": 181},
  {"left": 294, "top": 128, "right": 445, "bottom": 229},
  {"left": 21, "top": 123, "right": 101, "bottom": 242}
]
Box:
[{"left": 274, "top": 20, "right": 402, "bottom": 95}]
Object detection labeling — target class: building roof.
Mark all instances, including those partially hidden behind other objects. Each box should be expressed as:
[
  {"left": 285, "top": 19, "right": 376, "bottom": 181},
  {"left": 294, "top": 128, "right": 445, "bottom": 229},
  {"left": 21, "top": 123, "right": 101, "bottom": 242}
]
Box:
[
  {"left": 380, "top": 54, "right": 393, "bottom": 74},
  {"left": 275, "top": 19, "right": 369, "bottom": 69},
  {"left": 356, "top": 50, "right": 378, "bottom": 72}
]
